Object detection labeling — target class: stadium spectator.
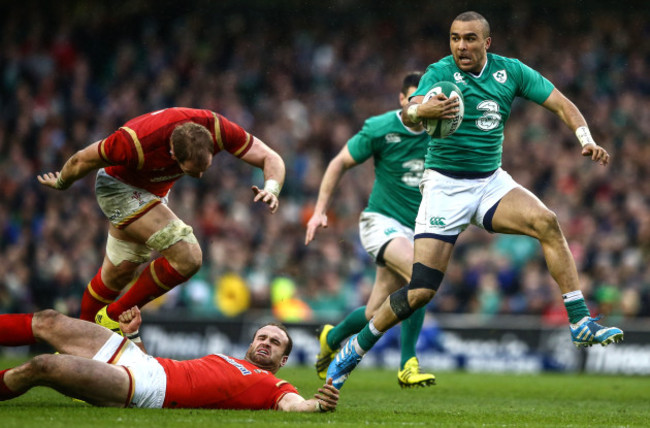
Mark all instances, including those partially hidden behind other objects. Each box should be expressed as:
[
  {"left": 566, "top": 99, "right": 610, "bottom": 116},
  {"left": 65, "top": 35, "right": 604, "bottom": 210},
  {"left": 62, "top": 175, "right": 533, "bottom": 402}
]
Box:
[
  {"left": 37, "top": 107, "right": 285, "bottom": 332},
  {"left": 0, "top": 307, "right": 339, "bottom": 411},
  {"left": 305, "top": 72, "right": 435, "bottom": 388},
  {"left": 326, "top": 11, "right": 624, "bottom": 389}
]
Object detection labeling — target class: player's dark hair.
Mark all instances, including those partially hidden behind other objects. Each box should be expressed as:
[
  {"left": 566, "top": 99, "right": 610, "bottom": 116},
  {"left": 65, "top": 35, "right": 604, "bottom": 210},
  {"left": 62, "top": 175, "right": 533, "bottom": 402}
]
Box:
[
  {"left": 401, "top": 72, "right": 423, "bottom": 95},
  {"left": 255, "top": 322, "right": 293, "bottom": 357},
  {"left": 454, "top": 11, "right": 490, "bottom": 39},
  {"left": 170, "top": 122, "right": 214, "bottom": 164}
]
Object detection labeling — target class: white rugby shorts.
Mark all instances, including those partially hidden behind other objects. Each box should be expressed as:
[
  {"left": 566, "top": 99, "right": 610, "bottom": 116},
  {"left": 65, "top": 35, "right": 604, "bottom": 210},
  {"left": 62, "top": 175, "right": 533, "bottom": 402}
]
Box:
[
  {"left": 93, "top": 333, "right": 167, "bottom": 408},
  {"left": 95, "top": 169, "right": 169, "bottom": 228},
  {"left": 359, "top": 211, "right": 414, "bottom": 261},
  {"left": 414, "top": 168, "right": 519, "bottom": 239}
]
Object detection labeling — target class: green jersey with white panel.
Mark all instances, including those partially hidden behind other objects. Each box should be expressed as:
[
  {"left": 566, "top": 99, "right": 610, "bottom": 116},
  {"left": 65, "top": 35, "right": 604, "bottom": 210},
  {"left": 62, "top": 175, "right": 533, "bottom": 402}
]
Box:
[
  {"left": 347, "top": 110, "right": 429, "bottom": 228},
  {"left": 413, "top": 53, "right": 555, "bottom": 173}
]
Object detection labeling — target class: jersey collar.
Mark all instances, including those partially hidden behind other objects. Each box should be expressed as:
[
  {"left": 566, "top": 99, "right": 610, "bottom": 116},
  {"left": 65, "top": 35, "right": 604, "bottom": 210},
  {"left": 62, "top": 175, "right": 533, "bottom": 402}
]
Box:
[{"left": 465, "top": 55, "right": 489, "bottom": 79}]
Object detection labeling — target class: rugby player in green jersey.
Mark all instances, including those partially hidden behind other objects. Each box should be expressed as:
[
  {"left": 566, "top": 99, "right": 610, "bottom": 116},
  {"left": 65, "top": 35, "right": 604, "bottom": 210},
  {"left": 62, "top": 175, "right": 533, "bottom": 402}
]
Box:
[
  {"left": 327, "top": 11, "right": 623, "bottom": 390},
  {"left": 305, "top": 72, "right": 435, "bottom": 388}
]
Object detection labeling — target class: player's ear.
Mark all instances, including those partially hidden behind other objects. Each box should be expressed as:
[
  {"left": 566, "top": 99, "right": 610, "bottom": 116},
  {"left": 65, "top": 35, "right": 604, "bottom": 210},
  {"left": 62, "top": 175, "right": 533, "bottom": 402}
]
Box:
[
  {"left": 169, "top": 139, "right": 177, "bottom": 160},
  {"left": 399, "top": 92, "right": 407, "bottom": 106},
  {"left": 280, "top": 355, "right": 289, "bottom": 367},
  {"left": 485, "top": 36, "right": 492, "bottom": 50}
]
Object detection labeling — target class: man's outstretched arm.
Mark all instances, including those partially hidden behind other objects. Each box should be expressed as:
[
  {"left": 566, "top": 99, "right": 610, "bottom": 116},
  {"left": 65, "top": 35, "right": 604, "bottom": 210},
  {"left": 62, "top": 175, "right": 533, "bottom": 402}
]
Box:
[
  {"left": 37, "top": 141, "right": 109, "bottom": 190},
  {"left": 304, "top": 145, "right": 358, "bottom": 245},
  {"left": 240, "top": 136, "right": 286, "bottom": 213},
  {"left": 276, "top": 378, "right": 339, "bottom": 412},
  {"left": 541, "top": 88, "right": 609, "bottom": 166}
]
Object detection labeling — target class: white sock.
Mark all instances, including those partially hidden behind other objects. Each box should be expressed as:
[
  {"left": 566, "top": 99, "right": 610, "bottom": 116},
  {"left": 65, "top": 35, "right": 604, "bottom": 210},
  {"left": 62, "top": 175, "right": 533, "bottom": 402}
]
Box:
[
  {"left": 352, "top": 319, "right": 383, "bottom": 356},
  {"left": 562, "top": 290, "right": 583, "bottom": 303},
  {"left": 352, "top": 336, "right": 366, "bottom": 356}
]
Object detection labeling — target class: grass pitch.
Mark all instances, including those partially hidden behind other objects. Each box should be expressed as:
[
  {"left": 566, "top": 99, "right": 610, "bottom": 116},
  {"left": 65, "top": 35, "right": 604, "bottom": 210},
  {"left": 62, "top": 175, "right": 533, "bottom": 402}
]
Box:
[{"left": 1, "top": 357, "right": 648, "bottom": 428}]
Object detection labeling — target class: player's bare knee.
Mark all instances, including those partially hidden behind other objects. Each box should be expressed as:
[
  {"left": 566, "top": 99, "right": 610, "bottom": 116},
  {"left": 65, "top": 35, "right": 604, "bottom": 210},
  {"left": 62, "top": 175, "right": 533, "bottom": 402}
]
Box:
[
  {"left": 173, "top": 243, "right": 202, "bottom": 276},
  {"left": 28, "top": 354, "right": 58, "bottom": 380},
  {"left": 408, "top": 288, "right": 436, "bottom": 308},
  {"left": 531, "top": 209, "right": 561, "bottom": 238},
  {"left": 32, "top": 309, "right": 63, "bottom": 338}
]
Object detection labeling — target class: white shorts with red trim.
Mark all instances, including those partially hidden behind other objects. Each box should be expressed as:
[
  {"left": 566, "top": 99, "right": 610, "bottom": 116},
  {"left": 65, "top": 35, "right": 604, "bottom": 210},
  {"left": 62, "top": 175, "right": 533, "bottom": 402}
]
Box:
[
  {"left": 95, "top": 169, "right": 169, "bottom": 229},
  {"left": 93, "top": 334, "right": 166, "bottom": 408}
]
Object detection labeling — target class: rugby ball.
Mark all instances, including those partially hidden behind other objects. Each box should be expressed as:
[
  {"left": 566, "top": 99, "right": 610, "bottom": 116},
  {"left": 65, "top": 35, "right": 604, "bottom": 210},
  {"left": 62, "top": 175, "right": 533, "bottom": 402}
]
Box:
[{"left": 421, "top": 81, "right": 464, "bottom": 138}]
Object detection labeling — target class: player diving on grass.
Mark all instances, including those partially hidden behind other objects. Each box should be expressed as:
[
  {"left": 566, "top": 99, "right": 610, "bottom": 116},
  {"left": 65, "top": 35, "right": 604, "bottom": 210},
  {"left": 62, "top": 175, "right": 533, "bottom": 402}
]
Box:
[
  {"left": 37, "top": 107, "right": 285, "bottom": 334},
  {"left": 305, "top": 72, "right": 435, "bottom": 388},
  {"left": 326, "top": 11, "right": 623, "bottom": 390},
  {"left": 0, "top": 308, "right": 339, "bottom": 411}
]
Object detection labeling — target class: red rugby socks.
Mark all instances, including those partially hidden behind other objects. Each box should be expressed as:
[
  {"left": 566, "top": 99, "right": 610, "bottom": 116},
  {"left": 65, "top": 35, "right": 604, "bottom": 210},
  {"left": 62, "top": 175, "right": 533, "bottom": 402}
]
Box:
[
  {"left": 107, "top": 257, "right": 187, "bottom": 319},
  {"left": 0, "top": 313, "right": 36, "bottom": 346},
  {"left": 79, "top": 268, "right": 121, "bottom": 321},
  {"left": 0, "top": 369, "right": 24, "bottom": 401}
]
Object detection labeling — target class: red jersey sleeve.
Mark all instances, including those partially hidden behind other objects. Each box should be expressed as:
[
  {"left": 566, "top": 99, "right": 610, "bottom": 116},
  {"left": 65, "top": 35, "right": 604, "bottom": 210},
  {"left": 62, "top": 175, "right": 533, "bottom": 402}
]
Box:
[
  {"left": 98, "top": 128, "right": 142, "bottom": 169},
  {"left": 271, "top": 380, "right": 301, "bottom": 410},
  {"left": 212, "top": 113, "right": 254, "bottom": 158}
]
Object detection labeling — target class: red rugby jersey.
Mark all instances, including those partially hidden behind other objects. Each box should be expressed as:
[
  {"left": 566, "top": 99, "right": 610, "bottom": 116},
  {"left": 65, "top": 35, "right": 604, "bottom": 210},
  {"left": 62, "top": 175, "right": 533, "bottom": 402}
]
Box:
[
  {"left": 98, "top": 107, "right": 253, "bottom": 197},
  {"left": 156, "top": 354, "right": 298, "bottom": 410}
]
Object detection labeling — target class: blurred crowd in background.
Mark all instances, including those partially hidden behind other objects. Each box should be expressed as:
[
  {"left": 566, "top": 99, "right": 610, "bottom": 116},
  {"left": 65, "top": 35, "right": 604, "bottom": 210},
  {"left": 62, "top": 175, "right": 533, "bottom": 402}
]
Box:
[{"left": 1, "top": 0, "right": 649, "bottom": 325}]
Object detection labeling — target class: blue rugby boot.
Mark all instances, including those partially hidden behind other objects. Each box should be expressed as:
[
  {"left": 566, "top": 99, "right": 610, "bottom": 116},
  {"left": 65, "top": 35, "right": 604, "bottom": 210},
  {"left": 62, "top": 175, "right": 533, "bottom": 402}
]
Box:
[
  {"left": 326, "top": 334, "right": 363, "bottom": 390},
  {"left": 570, "top": 315, "right": 624, "bottom": 347}
]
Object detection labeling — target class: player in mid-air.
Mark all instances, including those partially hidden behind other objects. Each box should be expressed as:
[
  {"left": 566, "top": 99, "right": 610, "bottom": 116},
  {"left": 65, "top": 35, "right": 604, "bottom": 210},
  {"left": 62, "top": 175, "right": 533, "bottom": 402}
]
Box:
[
  {"left": 305, "top": 72, "right": 435, "bottom": 388},
  {"left": 38, "top": 107, "right": 285, "bottom": 332},
  {"left": 327, "top": 10, "right": 623, "bottom": 389},
  {"left": 0, "top": 307, "right": 339, "bottom": 411}
]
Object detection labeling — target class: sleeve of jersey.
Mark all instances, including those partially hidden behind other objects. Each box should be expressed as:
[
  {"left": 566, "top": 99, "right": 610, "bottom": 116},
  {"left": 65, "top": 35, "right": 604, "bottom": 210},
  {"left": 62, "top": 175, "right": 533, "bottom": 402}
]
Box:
[
  {"left": 271, "top": 380, "right": 299, "bottom": 410},
  {"left": 516, "top": 60, "right": 555, "bottom": 104},
  {"left": 98, "top": 129, "right": 138, "bottom": 167},
  {"left": 346, "top": 121, "right": 375, "bottom": 164},
  {"left": 411, "top": 66, "right": 442, "bottom": 99},
  {"left": 214, "top": 114, "right": 253, "bottom": 158}
]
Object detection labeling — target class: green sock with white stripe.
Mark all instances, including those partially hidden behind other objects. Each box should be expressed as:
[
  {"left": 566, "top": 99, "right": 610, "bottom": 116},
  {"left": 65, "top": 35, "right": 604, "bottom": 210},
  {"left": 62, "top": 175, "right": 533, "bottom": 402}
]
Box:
[{"left": 563, "top": 290, "right": 590, "bottom": 324}]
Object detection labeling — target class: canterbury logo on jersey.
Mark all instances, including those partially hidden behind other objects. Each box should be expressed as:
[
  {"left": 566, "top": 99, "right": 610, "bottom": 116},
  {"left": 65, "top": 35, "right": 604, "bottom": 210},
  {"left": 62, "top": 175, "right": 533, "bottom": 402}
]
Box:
[
  {"left": 429, "top": 217, "right": 446, "bottom": 227},
  {"left": 384, "top": 227, "right": 397, "bottom": 236}
]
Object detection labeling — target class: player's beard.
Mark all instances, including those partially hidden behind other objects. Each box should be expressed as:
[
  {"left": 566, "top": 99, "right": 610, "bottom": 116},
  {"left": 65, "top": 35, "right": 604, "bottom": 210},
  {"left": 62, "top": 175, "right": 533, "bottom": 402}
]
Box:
[{"left": 245, "top": 344, "right": 278, "bottom": 372}]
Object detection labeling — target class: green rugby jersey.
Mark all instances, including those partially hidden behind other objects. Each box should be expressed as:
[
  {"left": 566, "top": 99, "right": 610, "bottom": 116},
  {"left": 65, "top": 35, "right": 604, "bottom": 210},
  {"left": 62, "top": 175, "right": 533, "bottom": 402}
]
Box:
[
  {"left": 414, "top": 53, "right": 554, "bottom": 173},
  {"left": 347, "top": 110, "right": 429, "bottom": 228}
]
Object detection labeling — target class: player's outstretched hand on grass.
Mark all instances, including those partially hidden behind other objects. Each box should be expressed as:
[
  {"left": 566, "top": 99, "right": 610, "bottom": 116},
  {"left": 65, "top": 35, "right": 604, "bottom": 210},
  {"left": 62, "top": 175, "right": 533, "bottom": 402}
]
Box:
[
  {"left": 118, "top": 306, "right": 142, "bottom": 335},
  {"left": 315, "top": 378, "right": 339, "bottom": 412}
]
